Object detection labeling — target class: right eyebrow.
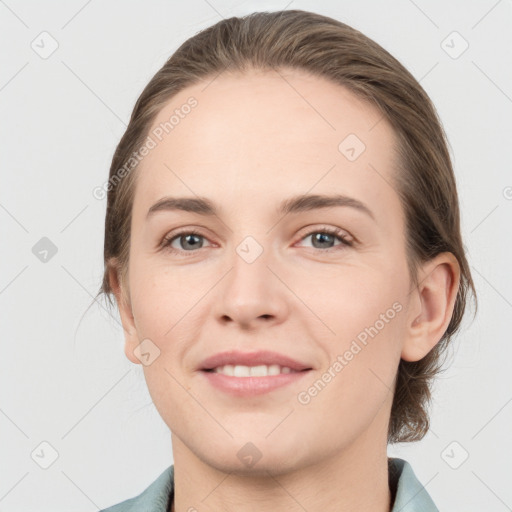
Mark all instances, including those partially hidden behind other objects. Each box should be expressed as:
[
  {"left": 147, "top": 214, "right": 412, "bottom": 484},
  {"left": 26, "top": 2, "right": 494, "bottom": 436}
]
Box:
[{"left": 147, "top": 197, "right": 217, "bottom": 219}]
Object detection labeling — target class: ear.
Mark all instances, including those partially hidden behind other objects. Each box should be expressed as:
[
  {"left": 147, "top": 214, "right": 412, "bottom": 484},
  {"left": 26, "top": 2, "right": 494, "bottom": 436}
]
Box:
[
  {"left": 107, "top": 258, "right": 142, "bottom": 365},
  {"left": 401, "top": 252, "right": 461, "bottom": 362}
]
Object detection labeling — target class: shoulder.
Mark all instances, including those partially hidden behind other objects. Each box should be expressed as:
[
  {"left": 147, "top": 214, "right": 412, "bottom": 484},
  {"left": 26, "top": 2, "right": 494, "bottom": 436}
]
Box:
[
  {"left": 389, "top": 458, "right": 439, "bottom": 511},
  {"left": 98, "top": 465, "right": 174, "bottom": 512}
]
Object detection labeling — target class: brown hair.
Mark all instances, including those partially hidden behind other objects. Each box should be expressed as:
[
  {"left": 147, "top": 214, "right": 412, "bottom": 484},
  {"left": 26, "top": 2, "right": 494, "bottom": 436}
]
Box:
[{"left": 98, "top": 9, "right": 477, "bottom": 443}]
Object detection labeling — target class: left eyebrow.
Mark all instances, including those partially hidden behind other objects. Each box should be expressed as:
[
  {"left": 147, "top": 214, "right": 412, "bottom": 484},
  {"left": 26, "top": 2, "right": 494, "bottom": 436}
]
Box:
[
  {"left": 278, "top": 193, "right": 375, "bottom": 221},
  {"left": 146, "top": 193, "right": 375, "bottom": 221}
]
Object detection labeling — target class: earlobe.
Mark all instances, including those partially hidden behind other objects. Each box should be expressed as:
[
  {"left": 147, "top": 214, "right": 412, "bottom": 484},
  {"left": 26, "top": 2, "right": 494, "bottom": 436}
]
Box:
[
  {"left": 401, "top": 252, "right": 461, "bottom": 362},
  {"left": 107, "top": 258, "right": 141, "bottom": 365}
]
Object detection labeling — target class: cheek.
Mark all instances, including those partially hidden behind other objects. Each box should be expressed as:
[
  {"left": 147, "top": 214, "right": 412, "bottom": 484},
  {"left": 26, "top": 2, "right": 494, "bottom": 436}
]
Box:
[
  {"left": 297, "top": 308, "right": 404, "bottom": 440},
  {"left": 129, "top": 259, "right": 211, "bottom": 388},
  {"left": 129, "top": 258, "right": 196, "bottom": 335},
  {"left": 298, "top": 259, "right": 407, "bottom": 335},
  {"left": 303, "top": 265, "right": 406, "bottom": 401}
]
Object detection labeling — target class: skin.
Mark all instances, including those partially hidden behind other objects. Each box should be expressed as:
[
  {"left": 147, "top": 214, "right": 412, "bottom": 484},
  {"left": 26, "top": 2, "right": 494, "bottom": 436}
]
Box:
[{"left": 110, "top": 67, "right": 460, "bottom": 512}]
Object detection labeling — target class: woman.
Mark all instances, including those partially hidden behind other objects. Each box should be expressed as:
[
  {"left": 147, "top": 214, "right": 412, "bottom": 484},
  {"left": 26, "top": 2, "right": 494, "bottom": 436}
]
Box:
[{"left": 97, "top": 9, "right": 476, "bottom": 511}]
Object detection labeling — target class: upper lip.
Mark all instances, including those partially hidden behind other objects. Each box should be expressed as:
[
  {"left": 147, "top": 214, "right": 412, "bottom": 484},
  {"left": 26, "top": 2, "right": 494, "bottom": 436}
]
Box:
[{"left": 199, "top": 350, "right": 313, "bottom": 372}]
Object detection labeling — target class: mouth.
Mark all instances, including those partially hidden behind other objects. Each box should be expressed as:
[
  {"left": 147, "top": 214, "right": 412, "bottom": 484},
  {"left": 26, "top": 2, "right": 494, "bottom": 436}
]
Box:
[
  {"left": 198, "top": 350, "right": 314, "bottom": 397},
  {"left": 199, "top": 349, "right": 313, "bottom": 373},
  {"left": 202, "top": 364, "right": 311, "bottom": 377},
  {"left": 200, "top": 366, "right": 313, "bottom": 397}
]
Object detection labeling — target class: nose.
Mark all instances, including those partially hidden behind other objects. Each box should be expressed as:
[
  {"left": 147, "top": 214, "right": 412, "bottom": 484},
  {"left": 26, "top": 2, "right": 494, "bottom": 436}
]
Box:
[{"left": 213, "top": 241, "right": 290, "bottom": 330}]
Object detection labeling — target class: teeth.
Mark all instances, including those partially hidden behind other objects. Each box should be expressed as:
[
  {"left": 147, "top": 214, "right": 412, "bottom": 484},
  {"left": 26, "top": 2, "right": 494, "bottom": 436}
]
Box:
[{"left": 212, "top": 364, "right": 297, "bottom": 376}]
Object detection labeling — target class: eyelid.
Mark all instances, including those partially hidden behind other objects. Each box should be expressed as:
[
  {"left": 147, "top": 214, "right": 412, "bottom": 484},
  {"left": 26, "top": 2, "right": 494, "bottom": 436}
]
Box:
[
  {"left": 160, "top": 224, "right": 355, "bottom": 255},
  {"left": 159, "top": 227, "right": 213, "bottom": 251},
  {"left": 295, "top": 224, "right": 354, "bottom": 243}
]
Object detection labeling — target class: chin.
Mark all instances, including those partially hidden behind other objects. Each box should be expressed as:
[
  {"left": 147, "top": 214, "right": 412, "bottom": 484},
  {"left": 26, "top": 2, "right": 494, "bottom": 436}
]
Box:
[{"left": 193, "top": 436, "right": 313, "bottom": 477}]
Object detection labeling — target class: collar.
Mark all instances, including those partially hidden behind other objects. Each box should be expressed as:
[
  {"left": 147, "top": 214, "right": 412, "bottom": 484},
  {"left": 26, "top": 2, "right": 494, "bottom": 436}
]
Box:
[
  {"left": 99, "top": 457, "right": 438, "bottom": 511},
  {"left": 388, "top": 458, "right": 438, "bottom": 511}
]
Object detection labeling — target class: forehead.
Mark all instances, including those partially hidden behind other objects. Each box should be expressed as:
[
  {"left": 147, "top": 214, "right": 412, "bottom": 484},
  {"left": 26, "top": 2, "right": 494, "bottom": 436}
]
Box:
[{"left": 133, "top": 68, "right": 399, "bottom": 219}]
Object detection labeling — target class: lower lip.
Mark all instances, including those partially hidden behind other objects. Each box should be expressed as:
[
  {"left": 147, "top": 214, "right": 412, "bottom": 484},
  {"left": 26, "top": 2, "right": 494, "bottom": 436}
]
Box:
[{"left": 200, "top": 370, "right": 312, "bottom": 397}]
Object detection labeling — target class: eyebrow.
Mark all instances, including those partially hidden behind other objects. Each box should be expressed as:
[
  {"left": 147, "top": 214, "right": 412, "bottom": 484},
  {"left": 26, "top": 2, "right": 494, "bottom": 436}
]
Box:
[{"left": 146, "top": 193, "right": 375, "bottom": 221}]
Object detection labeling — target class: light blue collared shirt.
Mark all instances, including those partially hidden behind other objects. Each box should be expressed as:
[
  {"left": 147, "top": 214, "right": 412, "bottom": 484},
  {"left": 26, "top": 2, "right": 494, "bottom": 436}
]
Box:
[{"left": 98, "top": 457, "right": 438, "bottom": 511}]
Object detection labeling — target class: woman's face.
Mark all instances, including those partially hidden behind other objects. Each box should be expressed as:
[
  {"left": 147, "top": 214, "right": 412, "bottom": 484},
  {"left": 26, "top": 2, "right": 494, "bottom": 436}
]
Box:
[{"left": 118, "top": 68, "right": 417, "bottom": 473}]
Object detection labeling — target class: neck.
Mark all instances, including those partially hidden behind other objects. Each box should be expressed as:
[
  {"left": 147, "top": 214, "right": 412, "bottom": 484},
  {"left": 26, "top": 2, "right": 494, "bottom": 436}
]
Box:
[{"left": 170, "top": 424, "right": 392, "bottom": 512}]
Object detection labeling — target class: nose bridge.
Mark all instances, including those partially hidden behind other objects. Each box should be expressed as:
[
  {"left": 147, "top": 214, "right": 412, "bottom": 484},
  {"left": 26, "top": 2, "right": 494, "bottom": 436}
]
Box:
[
  {"left": 215, "top": 231, "right": 288, "bottom": 325},
  {"left": 229, "top": 232, "right": 274, "bottom": 299}
]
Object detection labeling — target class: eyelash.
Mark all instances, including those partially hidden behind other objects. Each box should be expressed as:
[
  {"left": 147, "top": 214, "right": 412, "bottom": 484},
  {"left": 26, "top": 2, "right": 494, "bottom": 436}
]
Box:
[{"left": 160, "top": 226, "right": 354, "bottom": 257}]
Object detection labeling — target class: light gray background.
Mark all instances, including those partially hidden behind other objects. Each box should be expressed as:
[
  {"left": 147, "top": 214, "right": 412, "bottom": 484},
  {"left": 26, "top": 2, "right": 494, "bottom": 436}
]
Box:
[{"left": 1, "top": 0, "right": 511, "bottom": 510}]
